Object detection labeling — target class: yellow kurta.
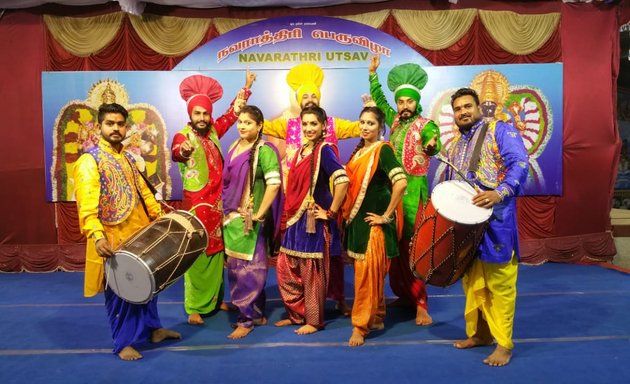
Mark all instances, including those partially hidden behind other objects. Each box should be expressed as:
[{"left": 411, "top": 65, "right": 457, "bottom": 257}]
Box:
[
  {"left": 262, "top": 116, "right": 360, "bottom": 140},
  {"left": 74, "top": 139, "right": 162, "bottom": 297}
]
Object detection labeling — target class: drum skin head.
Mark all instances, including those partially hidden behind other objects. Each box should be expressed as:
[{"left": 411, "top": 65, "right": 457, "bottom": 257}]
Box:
[
  {"left": 105, "top": 251, "right": 155, "bottom": 304},
  {"left": 431, "top": 180, "right": 492, "bottom": 225}
]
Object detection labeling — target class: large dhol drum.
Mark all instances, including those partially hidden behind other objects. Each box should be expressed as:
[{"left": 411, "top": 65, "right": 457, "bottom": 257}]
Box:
[
  {"left": 105, "top": 210, "right": 208, "bottom": 304},
  {"left": 409, "top": 180, "right": 492, "bottom": 287}
]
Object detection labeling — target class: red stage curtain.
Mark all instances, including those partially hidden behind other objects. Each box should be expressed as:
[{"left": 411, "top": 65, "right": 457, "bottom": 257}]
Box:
[
  {"left": 381, "top": 16, "right": 561, "bottom": 65},
  {"left": 0, "top": 2, "right": 622, "bottom": 271}
]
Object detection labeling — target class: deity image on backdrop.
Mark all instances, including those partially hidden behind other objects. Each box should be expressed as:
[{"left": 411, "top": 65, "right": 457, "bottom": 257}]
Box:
[
  {"left": 429, "top": 70, "right": 553, "bottom": 191},
  {"left": 50, "top": 79, "right": 172, "bottom": 201}
]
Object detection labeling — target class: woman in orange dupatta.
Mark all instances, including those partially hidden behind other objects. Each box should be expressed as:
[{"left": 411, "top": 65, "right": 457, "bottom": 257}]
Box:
[{"left": 342, "top": 106, "right": 407, "bottom": 347}]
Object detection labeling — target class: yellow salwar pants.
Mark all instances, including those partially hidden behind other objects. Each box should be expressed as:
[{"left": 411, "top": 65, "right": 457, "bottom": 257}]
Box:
[
  {"left": 461, "top": 253, "right": 518, "bottom": 350},
  {"left": 351, "top": 226, "right": 391, "bottom": 337}
]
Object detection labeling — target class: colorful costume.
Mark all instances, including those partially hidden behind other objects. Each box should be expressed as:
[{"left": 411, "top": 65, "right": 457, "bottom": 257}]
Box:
[
  {"left": 74, "top": 138, "right": 164, "bottom": 354},
  {"left": 264, "top": 63, "right": 359, "bottom": 306},
  {"left": 276, "top": 142, "right": 348, "bottom": 328},
  {"left": 446, "top": 118, "right": 528, "bottom": 350},
  {"left": 222, "top": 141, "right": 283, "bottom": 329},
  {"left": 171, "top": 75, "right": 251, "bottom": 317},
  {"left": 369, "top": 64, "right": 441, "bottom": 311},
  {"left": 342, "top": 142, "right": 406, "bottom": 337}
]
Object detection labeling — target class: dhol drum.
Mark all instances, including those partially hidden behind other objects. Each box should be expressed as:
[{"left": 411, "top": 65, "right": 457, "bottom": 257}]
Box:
[
  {"left": 409, "top": 180, "right": 492, "bottom": 287},
  {"left": 105, "top": 210, "right": 208, "bottom": 304}
]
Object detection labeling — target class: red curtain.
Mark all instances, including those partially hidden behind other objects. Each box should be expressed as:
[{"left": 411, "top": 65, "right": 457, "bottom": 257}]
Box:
[{"left": 0, "top": 2, "right": 622, "bottom": 271}]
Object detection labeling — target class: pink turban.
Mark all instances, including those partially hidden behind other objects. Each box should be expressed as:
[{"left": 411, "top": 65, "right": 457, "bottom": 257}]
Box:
[{"left": 179, "top": 75, "right": 224, "bottom": 117}]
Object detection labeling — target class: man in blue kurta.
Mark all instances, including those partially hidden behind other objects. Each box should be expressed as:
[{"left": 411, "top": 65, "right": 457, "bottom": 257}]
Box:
[{"left": 446, "top": 88, "right": 529, "bottom": 367}]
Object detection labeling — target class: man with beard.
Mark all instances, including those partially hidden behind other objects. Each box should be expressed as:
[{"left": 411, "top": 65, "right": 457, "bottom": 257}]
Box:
[
  {"left": 263, "top": 63, "right": 358, "bottom": 317},
  {"left": 74, "top": 103, "right": 181, "bottom": 360},
  {"left": 447, "top": 88, "right": 528, "bottom": 366},
  {"left": 368, "top": 55, "right": 441, "bottom": 326},
  {"left": 171, "top": 72, "right": 253, "bottom": 325}
]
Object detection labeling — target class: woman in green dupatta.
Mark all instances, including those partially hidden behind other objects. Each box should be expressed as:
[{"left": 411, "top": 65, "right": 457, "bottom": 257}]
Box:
[{"left": 222, "top": 105, "right": 283, "bottom": 339}]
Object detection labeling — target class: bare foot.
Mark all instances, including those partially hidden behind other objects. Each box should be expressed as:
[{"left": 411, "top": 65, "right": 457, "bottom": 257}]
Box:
[
  {"left": 483, "top": 345, "right": 512, "bottom": 367},
  {"left": 151, "top": 328, "right": 182, "bottom": 343},
  {"left": 348, "top": 329, "right": 365, "bottom": 347},
  {"left": 187, "top": 313, "right": 204, "bottom": 325},
  {"left": 453, "top": 336, "right": 493, "bottom": 349},
  {"left": 118, "top": 346, "right": 142, "bottom": 361},
  {"left": 335, "top": 300, "right": 352, "bottom": 316},
  {"left": 252, "top": 317, "right": 268, "bottom": 326},
  {"left": 295, "top": 324, "right": 319, "bottom": 335},
  {"left": 415, "top": 306, "right": 433, "bottom": 326},
  {"left": 220, "top": 302, "right": 238, "bottom": 312},
  {"left": 369, "top": 322, "right": 385, "bottom": 331},
  {"left": 274, "top": 319, "right": 294, "bottom": 327},
  {"left": 227, "top": 325, "right": 253, "bottom": 339},
  {"left": 387, "top": 298, "right": 413, "bottom": 308}
]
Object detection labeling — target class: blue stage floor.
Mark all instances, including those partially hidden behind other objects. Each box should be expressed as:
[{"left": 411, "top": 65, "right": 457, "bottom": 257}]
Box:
[{"left": 1, "top": 263, "right": 629, "bottom": 384}]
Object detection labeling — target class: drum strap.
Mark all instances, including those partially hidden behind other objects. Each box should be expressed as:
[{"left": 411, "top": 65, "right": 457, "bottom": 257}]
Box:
[{"left": 467, "top": 122, "right": 489, "bottom": 176}]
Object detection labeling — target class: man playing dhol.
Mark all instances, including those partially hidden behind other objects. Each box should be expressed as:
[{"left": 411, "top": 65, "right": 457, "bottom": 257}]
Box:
[
  {"left": 74, "top": 103, "right": 181, "bottom": 361},
  {"left": 447, "top": 87, "right": 528, "bottom": 366},
  {"left": 368, "top": 54, "right": 441, "bottom": 326}
]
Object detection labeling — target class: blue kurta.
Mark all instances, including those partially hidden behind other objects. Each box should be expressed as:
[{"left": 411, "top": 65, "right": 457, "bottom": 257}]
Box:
[{"left": 446, "top": 119, "right": 529, "bottom": 264}]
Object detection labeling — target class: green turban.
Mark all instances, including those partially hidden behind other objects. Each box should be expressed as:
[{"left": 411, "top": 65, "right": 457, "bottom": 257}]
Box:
[{"left": 387, "top": 63, "right": 429, "bottom": 114}]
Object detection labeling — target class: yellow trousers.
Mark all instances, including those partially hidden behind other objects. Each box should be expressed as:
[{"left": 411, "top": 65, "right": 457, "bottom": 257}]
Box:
[{"left": 462, "top": 253, "right": 518, "bottom": 350}]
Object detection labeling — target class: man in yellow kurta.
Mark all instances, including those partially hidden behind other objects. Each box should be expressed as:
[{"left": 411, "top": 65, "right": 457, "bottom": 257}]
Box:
[{"left": 74, "top": 103, "right": 181, "bottom": 361}]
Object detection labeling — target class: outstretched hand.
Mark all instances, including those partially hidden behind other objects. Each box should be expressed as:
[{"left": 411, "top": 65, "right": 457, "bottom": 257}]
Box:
[
  {"left": 368, "top": 54, "right": 380, "bottom": 75},
  {"left": 234, "top": 90, "right": 247, "bottom": 114},
  {"left": 245, "top": 67, "right": 257, "bottom": 89},
  {"left": 180, "top": 133, "right": 194, "bottom": 157},
  {"left": 424, "top": 135, "right": 438, "bottom": 153},
  {"left": 362, "top": 94, "right": 376, "bottom": 107}
]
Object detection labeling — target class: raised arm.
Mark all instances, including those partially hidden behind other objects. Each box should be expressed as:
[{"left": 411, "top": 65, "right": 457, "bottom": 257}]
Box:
[
  {"left": 334, "top": 117, "right": 361, "bottom": 139},
  {"left": 368, "top": 54, "right": 397, "bottom": 127},
  {"left": 214, "top": 69, "right": 256, "bottom": 138},
  {"left": 262, "top": 118, "right": 289, "bottom": 139}
]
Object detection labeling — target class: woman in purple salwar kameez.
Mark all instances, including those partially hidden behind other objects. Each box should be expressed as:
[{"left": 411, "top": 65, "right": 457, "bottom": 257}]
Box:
[{"left": 222, "top": 105, "right": 283, "bottom": 339}]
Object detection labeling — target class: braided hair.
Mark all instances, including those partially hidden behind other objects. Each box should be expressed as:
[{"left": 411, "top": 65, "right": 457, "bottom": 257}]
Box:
[
  {"left": 240, "top": 105, "right": 265, "bottom": 195},
  {"left": 348, "top": 106, "right": 386, "bottom": 161},
  {"left": 300, "top": 106, "right": 328, "bottom": 198}
]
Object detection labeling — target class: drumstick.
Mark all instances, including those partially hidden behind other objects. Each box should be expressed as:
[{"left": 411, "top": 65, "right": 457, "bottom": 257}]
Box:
[{"left": 435, "top": 155, "right": 480, "bottom": 192}]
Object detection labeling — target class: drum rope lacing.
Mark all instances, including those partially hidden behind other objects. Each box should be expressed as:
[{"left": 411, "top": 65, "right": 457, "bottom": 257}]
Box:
[
  {"left": 409, "top": 208, "right": 486, "bottom": 285},
  {"left": 108, "top": 211, "right": 207, "bottom": 299},
  {"left": 151, "top": 213, "right": 206, "bottom": 291}
]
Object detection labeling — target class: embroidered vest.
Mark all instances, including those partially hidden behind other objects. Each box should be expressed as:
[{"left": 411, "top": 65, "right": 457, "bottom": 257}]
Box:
[
  {"left": 472, "top": 121, "right": 505, "bottom": 189},
  {"left": 88, "top": 146, "right": 138, "bottom": 225},
  {"left": 177, "top": 125, "right": 222, "bottom": 192},
  {"left": 285, "top": 116, "right": 338, "bottom": 171},
  {"left": 391, "top": 115, "right": 430, "bottom": 177}
]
